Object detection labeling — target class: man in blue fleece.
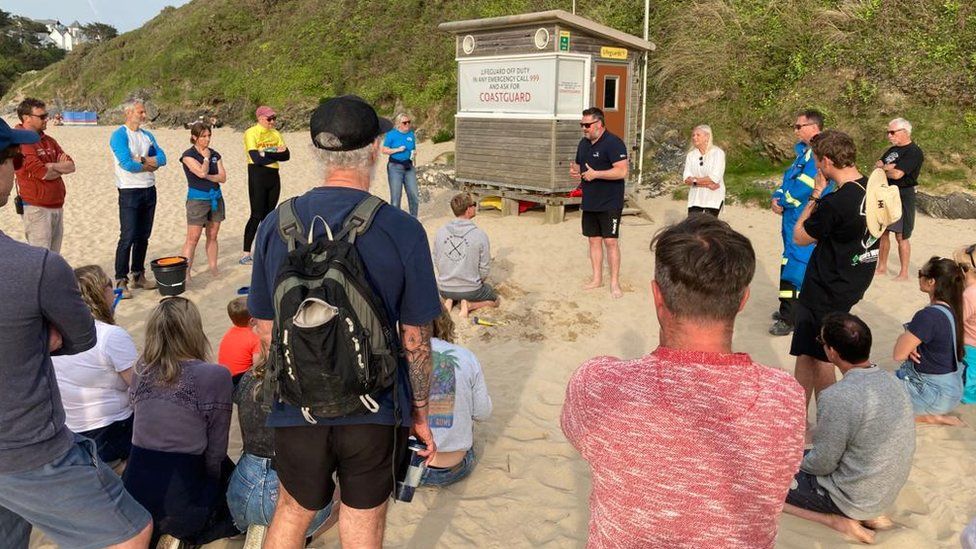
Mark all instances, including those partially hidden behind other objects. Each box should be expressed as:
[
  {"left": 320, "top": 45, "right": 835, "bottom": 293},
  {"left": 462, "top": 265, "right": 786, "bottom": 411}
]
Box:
[{"left": 109, "top": 99, "right": 167, "bottom": 298}]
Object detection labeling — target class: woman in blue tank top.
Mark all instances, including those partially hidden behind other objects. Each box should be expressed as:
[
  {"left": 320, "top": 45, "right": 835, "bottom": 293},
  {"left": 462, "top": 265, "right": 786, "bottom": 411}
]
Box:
[{"left": 180, "top": 122, "right": 227, "bottom": 280}]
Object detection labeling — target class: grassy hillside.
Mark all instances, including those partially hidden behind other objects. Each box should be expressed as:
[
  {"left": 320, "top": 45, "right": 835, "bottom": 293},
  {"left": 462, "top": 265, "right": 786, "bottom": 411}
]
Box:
[{"left": 6, "top": 0, "right": 975, "bottom": 197}]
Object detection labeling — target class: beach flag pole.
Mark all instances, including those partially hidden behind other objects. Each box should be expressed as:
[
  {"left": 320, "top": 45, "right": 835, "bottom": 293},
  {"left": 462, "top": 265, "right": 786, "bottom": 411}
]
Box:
[{"left": 637, "top": 0, "right": 649, "bottom": 187}]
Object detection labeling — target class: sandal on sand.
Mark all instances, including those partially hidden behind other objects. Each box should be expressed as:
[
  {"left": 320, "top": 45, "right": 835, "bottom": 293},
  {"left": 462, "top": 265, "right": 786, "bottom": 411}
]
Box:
[{"left": 239, "top": 255, "right": 253, "bottom": 265}]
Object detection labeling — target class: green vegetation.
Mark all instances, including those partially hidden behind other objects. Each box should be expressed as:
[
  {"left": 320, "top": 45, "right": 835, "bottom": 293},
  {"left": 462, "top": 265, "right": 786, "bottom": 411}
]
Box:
[
  {"left": 0, "top": 10, "right": 65, "bottom": 97},
  {"left": 5, "top": 0, "right": 975, "bottom": 198}
]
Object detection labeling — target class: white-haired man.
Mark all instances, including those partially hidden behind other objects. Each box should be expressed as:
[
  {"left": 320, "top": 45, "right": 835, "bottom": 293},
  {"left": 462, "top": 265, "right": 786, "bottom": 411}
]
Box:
[
  {"left": 248, "top": 96, "right": 441, "bottom": 548},
  {"left": 875, "top": 117, "right": 923, "bottom": 280},
  {"left": 109, "top": 100, "right": 166, "bottom": 297}
]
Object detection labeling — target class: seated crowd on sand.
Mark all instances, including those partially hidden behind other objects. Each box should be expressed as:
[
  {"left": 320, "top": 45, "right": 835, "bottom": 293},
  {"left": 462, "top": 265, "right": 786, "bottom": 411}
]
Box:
[{"left": 0, "top": 93, "right": 975, "bottom": 549}]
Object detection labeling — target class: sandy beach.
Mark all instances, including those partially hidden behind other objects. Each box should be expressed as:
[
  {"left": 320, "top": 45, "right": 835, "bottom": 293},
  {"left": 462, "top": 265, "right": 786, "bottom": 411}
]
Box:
[{"left": 7, "top": 123, "right": 973, "bottom": 548}]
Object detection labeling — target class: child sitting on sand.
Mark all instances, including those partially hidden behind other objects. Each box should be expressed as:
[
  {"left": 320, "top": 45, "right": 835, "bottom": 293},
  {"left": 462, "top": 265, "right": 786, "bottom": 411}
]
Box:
[
  {"left": 217, "top": 296, "right": 261, "bottom": 387},
  {"left": 894, "top": 256, "right": 968, "bottom": 425}
]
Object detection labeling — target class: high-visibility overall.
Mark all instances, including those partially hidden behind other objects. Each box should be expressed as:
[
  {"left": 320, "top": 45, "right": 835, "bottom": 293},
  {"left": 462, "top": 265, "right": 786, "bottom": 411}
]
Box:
[{"left": 771, "top": 142, "right": 832, "bottom": 321}]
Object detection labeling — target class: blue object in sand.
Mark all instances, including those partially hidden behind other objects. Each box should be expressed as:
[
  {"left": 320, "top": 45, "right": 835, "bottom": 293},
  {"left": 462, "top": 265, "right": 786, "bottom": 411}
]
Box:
[
  {"left": 112, "top": 288, "right": 124, "bottom": 310},
  {"left": 237, "top": 286, "right": 249, "bottom": 295}
]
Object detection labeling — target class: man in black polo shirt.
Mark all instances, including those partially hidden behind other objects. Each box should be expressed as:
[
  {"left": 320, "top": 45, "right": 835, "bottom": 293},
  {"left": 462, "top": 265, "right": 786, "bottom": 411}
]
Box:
[
  {"left": 875, "top": 117, "right": 924, "bottom": 280},
  {"left": 790, "top": 130, "right": 880, "bottom": 414},
  {"left": 570, "top": 107, "right": 629, "bottom": 299}
]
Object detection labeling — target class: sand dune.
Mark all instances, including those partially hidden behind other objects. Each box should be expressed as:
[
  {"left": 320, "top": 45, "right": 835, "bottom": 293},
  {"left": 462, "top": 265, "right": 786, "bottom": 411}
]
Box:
[{"left": 6, "top": 123, "right": 973, "bottom": 548}]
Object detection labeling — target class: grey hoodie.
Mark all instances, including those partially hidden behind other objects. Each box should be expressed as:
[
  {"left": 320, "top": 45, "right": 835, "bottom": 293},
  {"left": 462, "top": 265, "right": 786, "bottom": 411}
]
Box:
[{"left": 433, "top": 218, "right": 490, "bottom": 294}]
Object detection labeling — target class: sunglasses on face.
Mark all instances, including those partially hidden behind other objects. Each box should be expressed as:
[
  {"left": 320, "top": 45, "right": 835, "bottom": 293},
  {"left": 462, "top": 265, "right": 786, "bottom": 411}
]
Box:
[
  {"left": 886, "top": 129, "right": 903, "bottom": 135},
  {"left": 401, "top": 120, "right": 411, "bottom": 125},
  {"left": 580, "top": 121, "right": 596, "bottom": 129},
  {"left": 267, "top": 116, "right": 277, "bottom": 122},
  {"left": 30, "top": 113, "right": 49, "bottom": 120}
]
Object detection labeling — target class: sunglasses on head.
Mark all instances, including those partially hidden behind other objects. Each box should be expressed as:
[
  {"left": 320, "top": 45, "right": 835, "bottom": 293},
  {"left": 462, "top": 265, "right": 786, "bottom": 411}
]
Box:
[{"left": 580, "top": 121, "right": 596, "bottom": 129}]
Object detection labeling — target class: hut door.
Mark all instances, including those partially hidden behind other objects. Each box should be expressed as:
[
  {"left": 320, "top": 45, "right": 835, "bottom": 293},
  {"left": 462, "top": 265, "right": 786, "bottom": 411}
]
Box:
[{"left": 595, "top": 64, "right": 628, "bottom": 139}]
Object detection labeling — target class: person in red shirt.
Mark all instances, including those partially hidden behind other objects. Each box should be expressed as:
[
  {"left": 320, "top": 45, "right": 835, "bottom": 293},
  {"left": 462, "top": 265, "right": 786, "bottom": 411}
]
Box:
[
  {"left": 15, "top": 98, "right": 75, "bottom": 252},
  {"left": 217, "top": 297, "right": 260, "bottom": 386},
  {"left": 561, "top": 214, "right": 806, "bottom": 548}
]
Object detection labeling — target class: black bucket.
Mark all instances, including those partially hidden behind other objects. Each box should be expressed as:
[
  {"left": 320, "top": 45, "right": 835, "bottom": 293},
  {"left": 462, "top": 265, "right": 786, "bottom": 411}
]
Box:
[{"left": 150, "top": 256, "right": 189, "bottom": 296}]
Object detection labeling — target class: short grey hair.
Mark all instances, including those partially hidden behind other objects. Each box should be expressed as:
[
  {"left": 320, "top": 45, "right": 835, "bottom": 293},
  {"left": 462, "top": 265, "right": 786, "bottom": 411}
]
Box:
[
  {"left": 890, "top": 117, "right": 912, "bottom": 135},
  {"left": 122, "top": 99, "right": 143, "bottom": 113},
  {"left": 312, "top": 142, "right": 377, "bottom": 178}
]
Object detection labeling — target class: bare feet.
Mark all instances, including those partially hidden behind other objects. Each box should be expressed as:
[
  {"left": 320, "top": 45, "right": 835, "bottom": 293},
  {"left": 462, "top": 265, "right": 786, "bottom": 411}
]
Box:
[
  {"left": 210, "top": 267, "right": 220, "bottom": 278},
  {"left": 874, "top": 267, "right": 886, "bottom": 276},
  {"left": 916, "top": 414, "right": 965, "bottom": 426},
  {"left": 894, "top": 274, "right": 910, "bottom": 281},
  {"left": 610, "top": 284, "right": 623, "bottom": 299},
  {"left": 583, "top": 279, "right": 603, "bottom": 290},
  {"left": 443, "top": 298, "right": 453, "bottom": 311},
  {"left": 861, "top": 516, "right": 895, "bottom": 531},
  {"left": 459, "top": 300, "right": 470, "bottom": 318},
  {"left": 830, "top": 515, "right": 876, "bottom": 544}
]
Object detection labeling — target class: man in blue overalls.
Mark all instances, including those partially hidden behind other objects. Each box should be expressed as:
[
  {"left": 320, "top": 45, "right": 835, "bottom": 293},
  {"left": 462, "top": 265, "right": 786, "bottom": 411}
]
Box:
[{"left": 769, "top": 109, "right": 830, "bottom": 336}]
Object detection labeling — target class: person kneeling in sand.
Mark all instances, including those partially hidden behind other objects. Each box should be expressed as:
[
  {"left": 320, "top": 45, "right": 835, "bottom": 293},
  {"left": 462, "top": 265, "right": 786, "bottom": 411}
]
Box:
[
  {"left": 433, "top": 193, "right": 499, "bottom": 317},
  {"left": 785, "top": 312, "right": 915, "bottom": 544}
]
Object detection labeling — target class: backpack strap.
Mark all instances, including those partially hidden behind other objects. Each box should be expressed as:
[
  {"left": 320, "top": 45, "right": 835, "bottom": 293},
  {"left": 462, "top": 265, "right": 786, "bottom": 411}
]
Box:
[
  {"left": 335, "top": 195, "right": 384, "bottom": 244},
  {"left": 277, "top": 198, "right": 305, "bottom": 252}
]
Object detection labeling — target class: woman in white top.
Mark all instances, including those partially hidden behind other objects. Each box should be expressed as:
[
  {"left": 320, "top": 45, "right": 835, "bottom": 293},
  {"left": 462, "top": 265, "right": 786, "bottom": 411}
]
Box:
[
  {"left": 682, "top": 124, "right": 727, "bottom": 216},
  {"left": 423, "top": 309, "right": 492, "bottom": 486},
  {"left": 52, "top": 264, "right": 137, "bottom": 463}
]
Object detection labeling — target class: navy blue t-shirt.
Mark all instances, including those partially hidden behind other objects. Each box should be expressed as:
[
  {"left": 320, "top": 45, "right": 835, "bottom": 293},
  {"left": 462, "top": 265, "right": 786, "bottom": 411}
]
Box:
[
  {"left": 180, "top": 147, "right": 221, "bottom": 191},
  {"left": 575, "top": 131, "right": 628, "bottom": 212},
  {"left": 247, "top": 186, "right": 442, "bottom": 427},
  {"left": 907, "top": 304, "right": 958, "bottom": 375}
]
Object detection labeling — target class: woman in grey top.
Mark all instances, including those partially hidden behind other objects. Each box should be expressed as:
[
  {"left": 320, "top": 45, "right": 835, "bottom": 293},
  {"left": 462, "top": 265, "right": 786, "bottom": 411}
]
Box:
[{"left": 121, "top": 297, "right": 239, "bottom": 546}]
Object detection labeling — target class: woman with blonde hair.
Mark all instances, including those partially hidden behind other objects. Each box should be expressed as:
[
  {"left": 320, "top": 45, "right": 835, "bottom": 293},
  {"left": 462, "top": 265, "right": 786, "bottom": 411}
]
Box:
[
  {"left": 681, "top": 124, "right": 726, "bottom": 217},
  {"left": 180, "top": 122, "right": 227, "bottom": 279},
  {"left": 52, "top": 264, "right": 137, "bottom": 464},
  {"left": 953, "top": 244, "right": 976, "bottom": 403},
  {"left": 382, "top": 112, "right": 419, "bottom": 217},
  {"left": 122, "top": 297, "right": 239, "bottom": 546}
]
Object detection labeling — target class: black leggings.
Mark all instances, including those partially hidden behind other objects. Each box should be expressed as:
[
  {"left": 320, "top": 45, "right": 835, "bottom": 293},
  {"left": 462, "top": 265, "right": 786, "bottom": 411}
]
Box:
[{"left": 244, "top": 164, "right": 281, "bottom": 252}]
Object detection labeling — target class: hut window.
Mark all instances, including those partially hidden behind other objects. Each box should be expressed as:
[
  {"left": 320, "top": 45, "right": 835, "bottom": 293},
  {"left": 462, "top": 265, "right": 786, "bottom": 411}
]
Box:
[
  {"left": 534, "top": 28, "right": 550, "bottom": 49},
  {"left": 603, "top": 76, "right": 619, "bottom": 111},
  {"left": 462, "top": 35, "right": 476, "bottom": 55}
]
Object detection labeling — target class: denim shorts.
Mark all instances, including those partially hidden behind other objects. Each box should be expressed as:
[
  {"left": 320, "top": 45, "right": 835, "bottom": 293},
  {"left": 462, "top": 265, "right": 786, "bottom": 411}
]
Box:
[
  {"left": 421, "top": 448, "right": 476, "bottom": 487},
  {"left": 897, "top": 360, "right": 963, "bottom": 415},
  {"left": 226, "top": 453, "right": 332, "bottom": 537},
  {"left": 0, "top": 435, "right": 150, "bottom": 549}
]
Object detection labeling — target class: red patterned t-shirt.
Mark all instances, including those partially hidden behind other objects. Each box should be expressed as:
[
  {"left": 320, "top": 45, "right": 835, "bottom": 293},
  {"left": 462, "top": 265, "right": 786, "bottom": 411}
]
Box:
[{"left": 561, "top": 347, "right": 805, "bottom": 548}]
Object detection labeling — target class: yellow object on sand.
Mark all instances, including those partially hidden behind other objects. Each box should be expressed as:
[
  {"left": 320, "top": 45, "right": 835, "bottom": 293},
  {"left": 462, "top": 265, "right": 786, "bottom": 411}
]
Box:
[{"left": 479, "top": 196, "right": 502, "bottom": 211}]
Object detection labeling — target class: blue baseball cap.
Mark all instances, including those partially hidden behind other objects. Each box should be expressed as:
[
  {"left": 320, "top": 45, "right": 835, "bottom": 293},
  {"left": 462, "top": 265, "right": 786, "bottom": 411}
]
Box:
[{"left": 0, "top": 118, "right": 40, "bottom": 149}]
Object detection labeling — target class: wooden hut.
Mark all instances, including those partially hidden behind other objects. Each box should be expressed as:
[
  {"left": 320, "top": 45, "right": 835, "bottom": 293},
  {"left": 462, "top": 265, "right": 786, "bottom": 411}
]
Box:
[{"left": 439, "top": 10, "right": 654, "bottom": 221}]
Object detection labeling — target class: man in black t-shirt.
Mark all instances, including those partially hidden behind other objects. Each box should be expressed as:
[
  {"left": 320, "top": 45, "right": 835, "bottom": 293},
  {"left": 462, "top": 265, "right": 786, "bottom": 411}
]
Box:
[
  {"left": 790, "top": 130, "right": 880, "bottom": 414},
  {"left": 570, "top": 107, "right": 629, "bottom": 299},
  {"left": 875, "top": 118, "right": 923, "bottom": 280}
]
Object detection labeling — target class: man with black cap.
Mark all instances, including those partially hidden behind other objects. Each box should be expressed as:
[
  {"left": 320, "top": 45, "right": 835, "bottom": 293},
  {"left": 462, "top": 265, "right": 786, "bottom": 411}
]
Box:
[
  {"left": 0, "top": 121, "right": 154, "bottom": 548},
  {"left": 248, "top": 96, "right": 441, "bottom": 548}
]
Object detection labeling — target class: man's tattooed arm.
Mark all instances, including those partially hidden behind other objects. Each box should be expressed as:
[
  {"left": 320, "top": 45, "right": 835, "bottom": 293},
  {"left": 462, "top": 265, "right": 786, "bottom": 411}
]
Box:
[{"left": 401, "top": 323, "right": 433, "bottom": 405}]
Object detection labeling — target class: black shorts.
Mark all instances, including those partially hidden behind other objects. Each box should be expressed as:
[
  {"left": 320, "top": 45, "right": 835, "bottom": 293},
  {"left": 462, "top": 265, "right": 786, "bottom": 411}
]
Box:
[
  {"left": 273, "top": 423, "right": 410, "bottom": 510},
  {"left": 789, "top": 302, "right": 830, "bottom": 362},
  {"left": 581, "top": 210, "right": 622, "bottom": 238},
  {"left": 786, "top": 470, "right": 847, "bottom": 517},
  {"left": 887, "top": 186, "right": 916, "bottom": 238}
]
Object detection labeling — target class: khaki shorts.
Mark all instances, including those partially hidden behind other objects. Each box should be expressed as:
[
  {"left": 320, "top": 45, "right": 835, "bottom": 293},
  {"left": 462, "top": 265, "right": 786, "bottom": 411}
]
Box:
[
  {"left": 186, "top": 198, "right": 226, "bottom": 226},
  {"left": 22, "top": 204, "right": 64, "bottom": 253}
]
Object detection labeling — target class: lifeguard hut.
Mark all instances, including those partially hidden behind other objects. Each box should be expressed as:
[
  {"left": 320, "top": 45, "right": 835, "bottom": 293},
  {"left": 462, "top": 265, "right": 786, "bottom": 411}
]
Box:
[{"left": 439, "top": 10, "right": 654, "bottom": 222}]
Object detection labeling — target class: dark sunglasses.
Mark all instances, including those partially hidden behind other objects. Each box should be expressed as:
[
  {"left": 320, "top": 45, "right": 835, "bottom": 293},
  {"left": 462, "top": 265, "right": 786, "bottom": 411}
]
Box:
[
  {"left": 401, "top": 120, "right": 411, "bottom": 125},
  {"left": 580, "top": 121, "right": 596, "bottom": 129},
  {"left": 698, "top": 156, "right": 704, "bottom": 166},
  {"left": 886, "top": 129, "right": 903, "bottom": 135},
  {"left": 267, "top": 116, "right": 277, "bottom": 122},
  {"left": 30, "top": 113, "right": 50, "bottom": 120}
]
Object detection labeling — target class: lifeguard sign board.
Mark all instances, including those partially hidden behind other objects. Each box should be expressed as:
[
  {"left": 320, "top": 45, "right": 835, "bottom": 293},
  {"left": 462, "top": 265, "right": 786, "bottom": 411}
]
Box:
[{"left": 440, "top": 10, "right": 654, "bottom": 194}]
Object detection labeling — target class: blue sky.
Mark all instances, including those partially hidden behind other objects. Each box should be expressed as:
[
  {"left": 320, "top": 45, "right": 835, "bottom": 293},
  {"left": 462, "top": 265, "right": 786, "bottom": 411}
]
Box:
[{"left": 0, "top": 0, "right": 192, "bottom": 32}]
